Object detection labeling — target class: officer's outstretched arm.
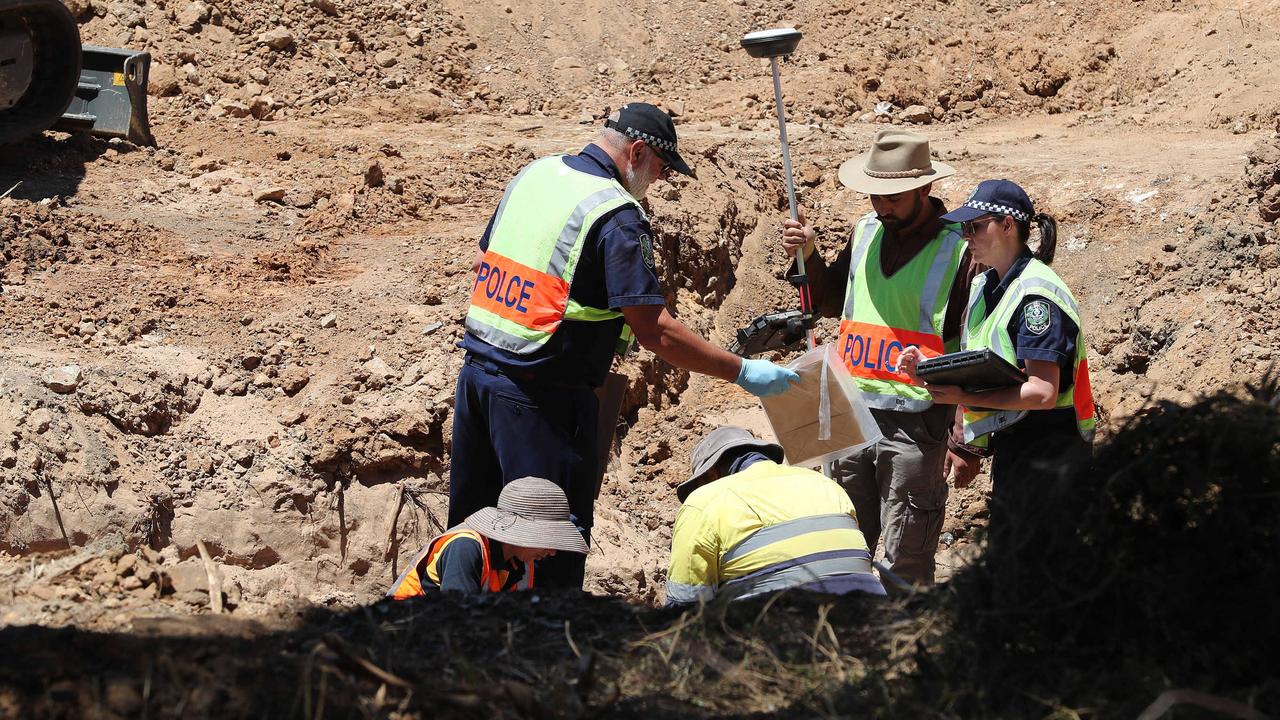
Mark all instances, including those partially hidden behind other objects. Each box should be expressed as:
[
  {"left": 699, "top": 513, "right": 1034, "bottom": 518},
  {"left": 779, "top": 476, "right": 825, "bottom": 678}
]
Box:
[{"left": 622, "top": 304, "right": 744, "bottom": 382}]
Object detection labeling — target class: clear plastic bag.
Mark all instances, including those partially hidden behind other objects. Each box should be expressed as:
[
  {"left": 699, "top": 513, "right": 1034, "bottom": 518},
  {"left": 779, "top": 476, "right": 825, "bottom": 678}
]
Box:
[{"left": 760, "top": 344, "right": 883, "bottom": 468}]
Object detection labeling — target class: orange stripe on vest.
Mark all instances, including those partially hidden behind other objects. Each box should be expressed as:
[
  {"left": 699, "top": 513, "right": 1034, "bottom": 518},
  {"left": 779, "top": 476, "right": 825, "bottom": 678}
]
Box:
[
  {"left": 1073, "top": 357, "right": 1095, "bottom": 423},
  {"left": 837, "top": 320, "right": 944, "bottom": 385},
  {"left": 470, "top": 251, "right": 569, "bottom": 333}
]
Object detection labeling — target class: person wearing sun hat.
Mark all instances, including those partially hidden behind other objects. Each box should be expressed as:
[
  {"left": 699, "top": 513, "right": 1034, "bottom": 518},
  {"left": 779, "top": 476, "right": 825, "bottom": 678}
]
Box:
[
  {"left": 897, "top": 179, "right": 1096, "bottom": 529},
  {"left": 388, "top": 477, "right": 589, "bottom": 597},
  {"left": 450, "top": 101, "right": 799, "bottom": 592},
  {"left": 665, "top": 426, "right": 885, "bottom": 606},
  {"left": 777, "top": 129, "right": 984, "bottom": 588}
]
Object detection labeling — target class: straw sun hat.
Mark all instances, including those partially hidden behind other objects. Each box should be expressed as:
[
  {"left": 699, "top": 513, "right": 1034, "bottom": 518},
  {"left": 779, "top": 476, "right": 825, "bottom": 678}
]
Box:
[
  {"left": 838, "top": 129, "right": 955, "bottom": 195},
  {"left": 464, "top": 477, "right": 589, "bottom": 554}
]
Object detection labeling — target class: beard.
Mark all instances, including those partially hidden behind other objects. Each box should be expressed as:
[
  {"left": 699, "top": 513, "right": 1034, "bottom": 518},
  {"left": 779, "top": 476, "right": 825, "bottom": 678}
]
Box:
[
  {"left": 876, "top": 214, "right": 905, "bottom": 230},
  {"left": 623, "top": 164, "right": 657, "bottom": 200}
]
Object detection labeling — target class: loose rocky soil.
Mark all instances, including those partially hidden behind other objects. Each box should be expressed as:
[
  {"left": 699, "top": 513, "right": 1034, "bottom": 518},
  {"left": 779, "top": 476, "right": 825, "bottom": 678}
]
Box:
[{"left": 1, "top": 0, "right": 1279, "bottom": 708}]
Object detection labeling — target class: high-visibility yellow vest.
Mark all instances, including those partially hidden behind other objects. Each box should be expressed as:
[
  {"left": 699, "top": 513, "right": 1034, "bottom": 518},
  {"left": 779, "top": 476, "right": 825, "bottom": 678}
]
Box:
[
  {"left": 387, "top": 528, "right": 533, "bottom": 599},
  {"left": 836, "top": 213, "right": 967, "bottom": 412},
  {"left": 960, "top": 259, "right": 1096, "bottom": 446},
  {"left": 666, "top": 461, "right": 884, "bottom": 605},
  {"left": 465, "top": 156, "right": 640, "bottom": 356}
]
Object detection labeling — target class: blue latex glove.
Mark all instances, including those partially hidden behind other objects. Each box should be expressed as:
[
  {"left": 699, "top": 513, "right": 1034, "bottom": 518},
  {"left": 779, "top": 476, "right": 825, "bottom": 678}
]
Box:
[{"left": 735, "top": 358, "right": 801, "bottom": 397}]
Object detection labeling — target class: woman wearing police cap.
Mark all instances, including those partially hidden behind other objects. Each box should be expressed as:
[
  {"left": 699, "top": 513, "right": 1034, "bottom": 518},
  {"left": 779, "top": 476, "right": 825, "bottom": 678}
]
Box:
[{"left": 898, "top": 179, "right": 1096, "bottom": 509}]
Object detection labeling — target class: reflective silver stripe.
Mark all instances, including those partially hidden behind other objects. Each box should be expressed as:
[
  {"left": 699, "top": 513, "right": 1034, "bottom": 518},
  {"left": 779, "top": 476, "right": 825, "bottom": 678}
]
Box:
[
  {"left": 1016, "top": 277, "right": 1081, "bottom": 316},
  {"left": 842, "top": 216, "right": 878, "bottom": 318},
  {"left": 490, "top": 159, "right": 543, "bottom": 231},
  {"left": 721, "top": 514, "right": 861, "bottom": 566},
  {"left": 917, "top": 227, "right": 963, "bottom": 334},
  {"left": 862, "top": 390, "right": 933, "bottom": 412},
  {"left": 546, "top": 186, "right": 630, "bottom": 278},
  {"left": 961, "top": 274, "right": 989, "bottom": 351},
  {"left": 465, "top": 315, "right": 543, "bottom": 355},
  {"left": 666, "top": 580, "right": 715, "bottom": 605},
  {"left": 723, "top": 554, "right": 875, "bottom": 601},
  {"left": 963, "top": 409, "right": 1028, "bottom": 443}
]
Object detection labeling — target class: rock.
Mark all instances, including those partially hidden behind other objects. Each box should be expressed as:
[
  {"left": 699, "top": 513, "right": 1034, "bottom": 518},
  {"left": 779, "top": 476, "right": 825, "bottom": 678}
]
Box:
[
  {"left": 43, "top": 365, "right": 82, "bottom": 393},
  {"left": 176, "top": 1, "right": 209, "bottom": 31},
  {"left": 285, "top": 187, "right": 316, "bottom": 208},
  {"left": 250, "top": 96, "right": 276, "bottom": 120},
  {"left": 955, "top": 100, "right": 977, "bottom": 113},
  {"left": 311, "top": 0, "right": 337, "bottom": 15},
  {"left": 899, "top": 104, "right": 932, "bottom": 124},
  {"left": 319, "top": 313, "right": 338, "bottom": 329},
  {"left": 401, "top": 363, "right": 423, "bottom": 386},
  {"left": 28, "top": 408, "right": 54, "bottom": 434},
  {"left": 422, "top": 321, "right": 443, "bottom": 335},
  {"left": 511, "top": 98, "right": 531, "bottom": 115},
  {"left": 116, "top": 553, "right": 138, "bottom": 575},
  {"left": 163, "top": 559, "right": 208, "bottom": 594},
  {"left": 254, "top": 187, "right": 287, "bottom": 204},
  {"left": 248, "top": 67, "right": 268, "bottom": 83},
  {"left": 241, "top": 354, "right": 262, "bottom": 371},
  {"left": 553, "top": 56, "right": 584, "bottom": 70},
  {"left": 278, "top": 366, "right": 311, "bottom": 396},
  {"left": 63, "top": 0, "right": 94, "bottom": 20},
  {"left": 259, "top": 28, "right": 294, "bottom": 51},
  {"left": 364, "top": 160, "right": 385, "bottom": 188},
  {"left": 210, "top": 98, "right": 251, "bottom": 118},
  {"left": 1260, "top": 186, "right": 1280, "bottom": 223},
  {"left": 374, "top": 50, "right": 398, "bottom": 68},
  {"left": 363, "top": 356, "right": 394, "bottom": 379},
  {"left": 148, "top": 63, "right": 180, "bottom": 97},
  {"left": 667, "top": 99, "right": 685, "bottom": 117},
  {"left": 1231, "top": 120, "right": 1249, "bottom": 135}
]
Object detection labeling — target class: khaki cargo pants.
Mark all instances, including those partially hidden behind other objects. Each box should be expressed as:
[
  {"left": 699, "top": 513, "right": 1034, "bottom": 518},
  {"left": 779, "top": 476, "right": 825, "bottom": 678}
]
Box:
[{"left": 830, "top": 403, "right": 952, "bottom": 587}]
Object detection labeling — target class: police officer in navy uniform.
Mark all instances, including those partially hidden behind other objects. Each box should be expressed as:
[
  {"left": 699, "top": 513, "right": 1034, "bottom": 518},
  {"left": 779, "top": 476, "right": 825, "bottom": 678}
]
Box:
[
  {"left": 451, "top": 102, "right": 800, "bottom": 589},
  {"left": 899, "top": 179, "right": 1096, "bottom": 529}
]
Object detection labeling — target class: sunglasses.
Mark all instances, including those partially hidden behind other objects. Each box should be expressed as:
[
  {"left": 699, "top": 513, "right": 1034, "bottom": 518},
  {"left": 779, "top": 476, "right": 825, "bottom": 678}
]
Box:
[{"left": 961, "top": 215, "right": 1003, "bottom": 236}]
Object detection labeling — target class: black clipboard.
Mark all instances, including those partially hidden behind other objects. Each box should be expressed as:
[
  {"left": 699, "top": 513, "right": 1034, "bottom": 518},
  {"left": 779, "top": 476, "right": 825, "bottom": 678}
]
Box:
[{"left": 916, "top": 349, "right": 1027, "bottom": 392}]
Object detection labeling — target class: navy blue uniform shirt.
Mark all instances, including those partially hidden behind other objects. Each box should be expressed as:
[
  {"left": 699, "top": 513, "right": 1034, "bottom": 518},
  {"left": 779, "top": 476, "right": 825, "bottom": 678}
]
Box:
[
  {"left": 461, "top": 144, "right": 666, "bottom": 387},
  {"left": 980, "top": 249, "right": 1078, "bottom": 394}
]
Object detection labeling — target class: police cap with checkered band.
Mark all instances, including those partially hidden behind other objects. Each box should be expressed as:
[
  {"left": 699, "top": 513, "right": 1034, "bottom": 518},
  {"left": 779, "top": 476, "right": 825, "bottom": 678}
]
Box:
[
  {"left": 604, "top": 102, "right": 696, "bottom": 178},
  {"left": 942, "top": 179, "right": 1035, "bottom": 223}
]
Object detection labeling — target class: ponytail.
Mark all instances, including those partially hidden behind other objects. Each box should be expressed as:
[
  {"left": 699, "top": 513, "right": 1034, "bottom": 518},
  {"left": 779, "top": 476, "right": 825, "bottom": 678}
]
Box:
[{"left": 1016, "top": 212, "right": 1058, "bottom": 265}]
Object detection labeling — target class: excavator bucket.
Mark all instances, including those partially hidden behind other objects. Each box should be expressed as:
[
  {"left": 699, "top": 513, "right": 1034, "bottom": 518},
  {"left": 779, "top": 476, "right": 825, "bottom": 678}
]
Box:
[{"left": 54, "top": 45, "right": 154, "bottom": 145}]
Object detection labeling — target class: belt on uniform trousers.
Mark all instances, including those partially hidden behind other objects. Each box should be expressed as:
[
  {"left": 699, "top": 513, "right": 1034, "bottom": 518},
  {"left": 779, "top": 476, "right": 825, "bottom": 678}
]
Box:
[{"left": 463, "top": 355, "right": 591, "bottom": 390}]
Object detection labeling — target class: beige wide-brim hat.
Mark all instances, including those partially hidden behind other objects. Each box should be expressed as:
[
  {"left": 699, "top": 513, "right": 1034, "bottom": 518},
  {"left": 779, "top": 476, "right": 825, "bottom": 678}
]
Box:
[
  {"left": 464, "top": 477, "right": 589, "bottom": 555},
  {"left": 838, "top": 129, "right": 955, "bottom": 195},
  {"left": 675, "top": 426, "right": 784, "bottom": 502}
]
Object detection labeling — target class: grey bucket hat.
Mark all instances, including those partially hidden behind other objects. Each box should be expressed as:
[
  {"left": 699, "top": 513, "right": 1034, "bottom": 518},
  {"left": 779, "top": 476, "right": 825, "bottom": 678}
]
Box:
[
  {"left": 676, "top": 426, "right": 785, "bottom": 502},
  {"left": 464, "top": 477, "right": 589, "bottom": 554}
]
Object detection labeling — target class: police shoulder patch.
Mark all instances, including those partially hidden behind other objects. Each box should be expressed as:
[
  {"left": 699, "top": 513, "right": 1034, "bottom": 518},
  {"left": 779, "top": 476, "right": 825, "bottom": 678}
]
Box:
[
  {"left": 639, "top": 233, "right": 655, "bottom": 270},
  {"left": 1024, "top": 299, "right": 1051, "bottom": 336}
]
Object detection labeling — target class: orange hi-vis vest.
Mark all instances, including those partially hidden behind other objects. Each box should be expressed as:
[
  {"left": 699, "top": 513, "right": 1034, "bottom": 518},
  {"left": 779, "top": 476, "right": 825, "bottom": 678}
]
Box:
[
  {"left": 465, "top": 155, "right": 642, "bottom": 356},
  {"left": 387, "top": 528, "right": 534, "bottom": 599},
  {"left": 837, "top": 213, "right": 966, "bottom": 412}
]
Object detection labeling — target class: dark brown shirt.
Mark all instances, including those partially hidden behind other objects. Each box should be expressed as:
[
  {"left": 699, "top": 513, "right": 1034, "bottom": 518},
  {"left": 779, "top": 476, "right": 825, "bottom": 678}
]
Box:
[{"left": 791, "top": 197, "right": 979, "bottom": 345}]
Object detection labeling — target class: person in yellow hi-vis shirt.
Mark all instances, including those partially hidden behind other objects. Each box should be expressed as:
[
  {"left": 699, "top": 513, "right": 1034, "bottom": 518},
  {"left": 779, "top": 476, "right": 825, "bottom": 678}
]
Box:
[
  {"left": 665, "top": 426, "right": 886, "bottom": 606},
  {"left": 899, "top": 179, "right": 1095, "bottom": 530}
]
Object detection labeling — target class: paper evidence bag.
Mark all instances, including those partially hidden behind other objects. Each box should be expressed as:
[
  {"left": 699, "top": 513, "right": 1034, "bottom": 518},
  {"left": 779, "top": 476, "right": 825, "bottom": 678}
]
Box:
[{"left": 760, "top": 344, "right": 883, "bottom": 468}]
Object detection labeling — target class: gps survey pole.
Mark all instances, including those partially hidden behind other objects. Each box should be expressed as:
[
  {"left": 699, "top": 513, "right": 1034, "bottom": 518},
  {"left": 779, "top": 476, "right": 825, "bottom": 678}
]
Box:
[{"left": 741, "top": 27, "right": 814, "bottom": 350}]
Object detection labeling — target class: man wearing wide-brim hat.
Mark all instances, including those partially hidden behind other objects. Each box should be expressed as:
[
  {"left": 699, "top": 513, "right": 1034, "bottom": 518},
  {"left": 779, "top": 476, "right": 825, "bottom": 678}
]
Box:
[
  {"left": 665, "top": 426, "right": 885, "bottom": 605},
  {"left": 778, "top": 129, "right": 983, "bottom": 587},
  {"left": 389, "top": 477, "right": 588, "bottom": 597}
]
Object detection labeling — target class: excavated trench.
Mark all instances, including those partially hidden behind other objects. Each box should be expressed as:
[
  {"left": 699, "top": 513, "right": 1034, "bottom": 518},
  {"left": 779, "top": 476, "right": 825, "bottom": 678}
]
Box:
[{"left": 0, "top": 158, "right": 779, "bottom": 607}]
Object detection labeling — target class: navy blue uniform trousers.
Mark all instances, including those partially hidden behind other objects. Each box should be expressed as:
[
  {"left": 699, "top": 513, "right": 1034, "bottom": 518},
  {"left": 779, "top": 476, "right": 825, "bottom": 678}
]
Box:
[{"left": 448, "top": 357, "right": 599, "bottom": 589}]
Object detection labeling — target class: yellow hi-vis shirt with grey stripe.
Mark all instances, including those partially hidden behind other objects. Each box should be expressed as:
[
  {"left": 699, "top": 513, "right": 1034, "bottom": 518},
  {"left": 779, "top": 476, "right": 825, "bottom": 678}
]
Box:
[
  {"left": 837, "top": 212, "right": 967, "bottom": 413},
  {"left": 665, "top": 461, "right": 885, "bottom": 605},
  {"left": 466, "top": 155, "right": 641, "bottom": 355}
]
